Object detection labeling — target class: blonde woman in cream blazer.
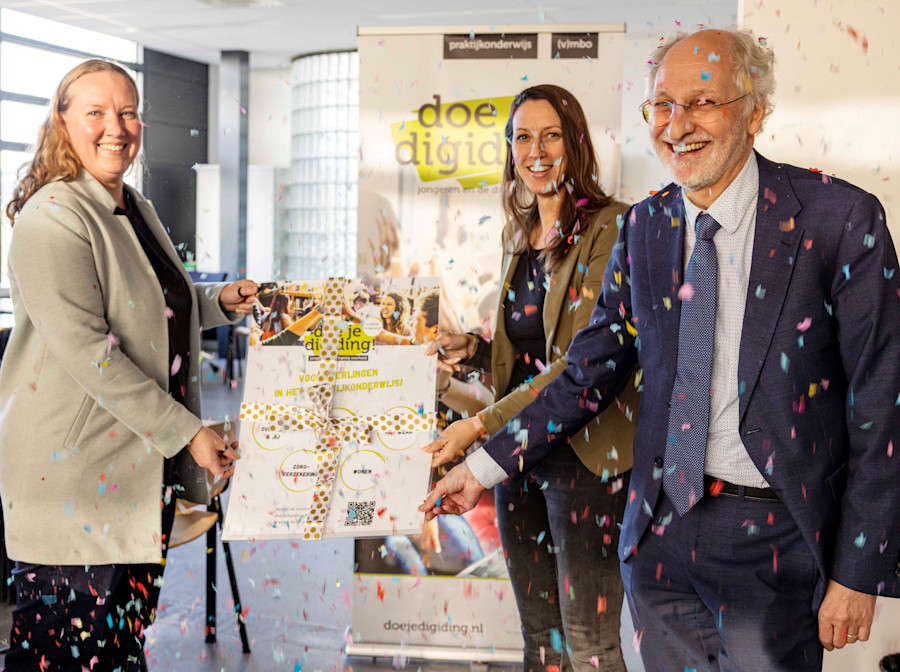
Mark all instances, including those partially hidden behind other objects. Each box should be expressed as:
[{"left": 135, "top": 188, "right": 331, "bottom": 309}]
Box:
[
  {"left": 424, "top": 85, "right": 639, "bottom": 672},
  {"left": 0, "top": 59, "right": 256, "bottom": 670}
]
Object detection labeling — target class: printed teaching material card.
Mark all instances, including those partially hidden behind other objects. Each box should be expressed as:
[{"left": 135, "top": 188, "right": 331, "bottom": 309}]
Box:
[{"left": 222, "top": 277, "right": 439, "bottom": 540}]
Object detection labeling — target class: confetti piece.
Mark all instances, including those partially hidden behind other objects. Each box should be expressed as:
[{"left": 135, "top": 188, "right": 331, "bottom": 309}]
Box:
[{"left": 678, "top": 282, "right": 695, "bottom": 301}]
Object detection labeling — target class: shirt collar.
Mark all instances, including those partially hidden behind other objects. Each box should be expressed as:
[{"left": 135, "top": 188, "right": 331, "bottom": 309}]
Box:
[{"left": 682, "top": 150, "right": 759, "bottom": 234}]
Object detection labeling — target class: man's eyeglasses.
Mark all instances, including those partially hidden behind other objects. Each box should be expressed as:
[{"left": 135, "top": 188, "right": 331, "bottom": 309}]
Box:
[{"left": 639, "top": 93, "right": 749, "bottom": 127}]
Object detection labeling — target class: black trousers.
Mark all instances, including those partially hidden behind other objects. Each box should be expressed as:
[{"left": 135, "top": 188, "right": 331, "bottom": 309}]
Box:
[{"left": 3, "top": 492, "right": 177, "bottom": 672}]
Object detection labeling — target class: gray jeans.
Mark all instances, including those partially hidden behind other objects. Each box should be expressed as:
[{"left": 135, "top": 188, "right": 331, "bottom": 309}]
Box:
[{"left": 496, "top": 445, "right": 629, "bottom": 672}]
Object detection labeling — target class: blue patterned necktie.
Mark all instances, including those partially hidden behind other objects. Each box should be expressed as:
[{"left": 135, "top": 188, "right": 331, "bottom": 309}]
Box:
[{"left": 664, "top": 213, "right": 721, "bottom": 516}]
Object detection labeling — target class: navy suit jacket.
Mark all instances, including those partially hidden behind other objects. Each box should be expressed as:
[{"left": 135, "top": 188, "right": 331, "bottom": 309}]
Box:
[{"left": 482, "top": 153, "right": 900, "bottom": 599}]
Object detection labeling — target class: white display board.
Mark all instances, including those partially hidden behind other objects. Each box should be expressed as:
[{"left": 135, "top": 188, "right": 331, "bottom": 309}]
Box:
[{"left": 352, "top": 23, "right": 626, "bottom": 662}]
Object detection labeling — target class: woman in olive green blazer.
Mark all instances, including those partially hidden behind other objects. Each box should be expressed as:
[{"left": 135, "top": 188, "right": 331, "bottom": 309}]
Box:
[{"left": 425, "top": 85, "right": 639, "bottom": 672}]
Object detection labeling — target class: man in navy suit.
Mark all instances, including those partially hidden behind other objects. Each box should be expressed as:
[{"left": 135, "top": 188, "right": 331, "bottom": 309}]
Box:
[{"left": 421, "top": 27, "right": 900, "bottom": 671}]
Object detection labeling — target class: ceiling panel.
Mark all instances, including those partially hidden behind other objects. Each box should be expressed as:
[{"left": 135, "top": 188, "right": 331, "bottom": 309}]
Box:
[{"left": 0, "top": 0, "right": 736, "bottom": 68}]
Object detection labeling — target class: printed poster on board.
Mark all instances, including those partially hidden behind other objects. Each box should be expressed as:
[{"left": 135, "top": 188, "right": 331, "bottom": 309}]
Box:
[
  {"left": 222, "top": 277, "right": 440, "bottom": 540},
  {"left": 352, "top": 24, "right": 624, "bottom": 657}
]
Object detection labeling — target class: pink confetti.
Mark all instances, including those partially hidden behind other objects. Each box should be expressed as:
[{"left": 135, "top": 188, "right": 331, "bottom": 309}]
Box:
[
  {"left": 576, "top": 198, "right": 589, "bottom": 207},
  {"left": 107, "top": 332, "right": 119, "bottom": 355},
  {"left": 889, "top": 441, "right": 894, "bottom": 457},
  {"left": 678, "top": 282, "right": 695, "bottom": 301},
  {"left": 796, "top": 317, "right": 812, "bottom": 332},
  {"left": 170, "top": 354, "right": 182, "bottom": 376}
]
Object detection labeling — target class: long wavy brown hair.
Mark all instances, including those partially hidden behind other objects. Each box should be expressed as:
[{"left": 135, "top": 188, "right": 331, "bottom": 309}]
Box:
[
  {"left": 5, "top": 59, "right": 140, "bottom": 226},
  {"left": 501, "top": 84, "right": 613, "bottom": 272}
]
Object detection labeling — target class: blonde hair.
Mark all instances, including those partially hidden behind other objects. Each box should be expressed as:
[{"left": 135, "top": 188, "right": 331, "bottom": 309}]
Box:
[{"left": 5, "top": 59, "right": 140, "bottom": 226}]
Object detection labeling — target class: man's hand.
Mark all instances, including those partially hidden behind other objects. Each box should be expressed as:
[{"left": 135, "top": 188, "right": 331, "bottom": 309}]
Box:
[
  {"left": 219, "top": 280, "right": 259, "bottom": 314},
  {"left": 187, "top": 426, "right": 240, "bottom": 480},
  {"left": 818, "top": 579, "right": 876, "bottom": 650},
  {"left": 418, "top": 462, "right": 486, "bottom": 520}
]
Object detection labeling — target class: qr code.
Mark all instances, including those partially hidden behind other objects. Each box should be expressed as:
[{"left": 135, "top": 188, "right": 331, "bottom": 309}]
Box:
[{"left": 345, "top": 501, "right": 375, "bottom": 527}]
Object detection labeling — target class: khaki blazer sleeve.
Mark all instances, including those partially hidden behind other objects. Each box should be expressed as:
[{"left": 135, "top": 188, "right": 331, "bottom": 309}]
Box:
[
  {"left": 8, "top": 203, "right": 203, "bottom": 458},
  {"left": 478, "top": 208, "right": 621, "bottom": 435},
  {"left": 194, "top": 281, "right": 237, "bottom": 330}
]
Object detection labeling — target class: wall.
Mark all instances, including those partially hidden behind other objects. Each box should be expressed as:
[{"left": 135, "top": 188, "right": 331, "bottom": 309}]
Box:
[
  {"left": 742, "top": 0, "right": 898, "bottom": 241},
  {"left": 618, "top": 34, "right": 676, "bottom": 205},
  {"left": 248, "top": 68, "right": 293, "bottom": 167},
  {"left": 741, "top": 2, "right": 900, "bottom": 670},
  {"left": 142, "top": 48, "right": 209, "bottom": 260}
]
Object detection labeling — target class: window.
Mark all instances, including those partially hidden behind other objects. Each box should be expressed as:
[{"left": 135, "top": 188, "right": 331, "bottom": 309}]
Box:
[{"left": 284, "top": 50, "right": 358, "bottom": 279}]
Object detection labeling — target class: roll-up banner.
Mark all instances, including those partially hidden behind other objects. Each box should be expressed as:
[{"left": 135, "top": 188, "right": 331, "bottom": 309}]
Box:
[{"left": 353, "top": 24, "right": 625, "bottom": 662}]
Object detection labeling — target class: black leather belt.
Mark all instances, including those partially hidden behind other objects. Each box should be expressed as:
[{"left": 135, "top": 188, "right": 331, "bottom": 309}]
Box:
[{"left": 704, "top": 474, "right": 779, "bottom": 502}]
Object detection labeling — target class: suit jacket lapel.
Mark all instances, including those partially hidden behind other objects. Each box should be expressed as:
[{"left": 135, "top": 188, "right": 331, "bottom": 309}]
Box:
[
  {"left": 738, "top": 154, "right": 804, "bottom": 423},
  {"left": 647, "top": 187, "right": 687, "bottom": 387}
]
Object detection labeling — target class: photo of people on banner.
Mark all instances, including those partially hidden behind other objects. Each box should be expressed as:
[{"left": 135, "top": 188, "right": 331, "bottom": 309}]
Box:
[{"left": 248, "top": 278, "right": 440, "bottom": 350}]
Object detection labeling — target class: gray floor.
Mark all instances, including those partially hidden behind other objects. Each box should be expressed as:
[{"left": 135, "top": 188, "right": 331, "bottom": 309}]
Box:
[{"left": 0, "top": 356, "right": 643, "bottom": 671}]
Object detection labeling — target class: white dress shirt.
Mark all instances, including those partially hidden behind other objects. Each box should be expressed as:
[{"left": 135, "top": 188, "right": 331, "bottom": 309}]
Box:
[{"left": 682, "top": 151, "right": 769, "bottom": 487}]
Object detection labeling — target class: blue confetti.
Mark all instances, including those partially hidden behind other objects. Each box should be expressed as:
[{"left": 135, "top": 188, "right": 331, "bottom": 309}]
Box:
[
  {"left": 550, "top": 627, "right": 563, "bottom": 652},
  {"left": 755, "top": 285, "right": 766, "bottom": 299},
  {"left": 842, "top": 264, "right": 851, "bottom": 280},
  {"left": 708, "top": 51, "right": 721, "bottom": 62},
  {"left": 780, "top": 353, "right": 789, "bottom": 373},
  {"left": 854, "top": 532, "right": 866, "bottom": 548},
  {"left": 883, "top": 267, "right": 895, "bottom": 279},
  {"left": 700, "top": 70, "right": 711, "bottom": 80}
]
